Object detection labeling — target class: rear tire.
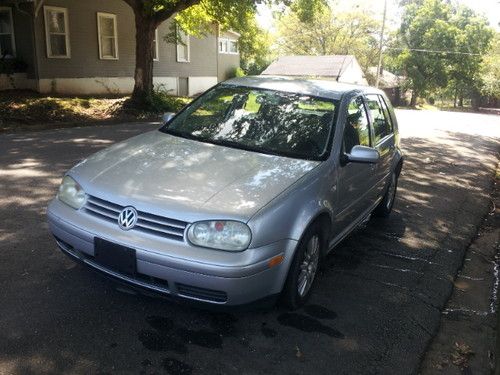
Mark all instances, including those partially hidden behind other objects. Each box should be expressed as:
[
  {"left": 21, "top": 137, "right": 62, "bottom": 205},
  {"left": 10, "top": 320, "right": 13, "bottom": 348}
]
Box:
[
  {"left": 281, "top": 223, "right": 324, "bottom": 310},
  {"left": 374, "top": 171, "right": 398, "bottom": 217}
]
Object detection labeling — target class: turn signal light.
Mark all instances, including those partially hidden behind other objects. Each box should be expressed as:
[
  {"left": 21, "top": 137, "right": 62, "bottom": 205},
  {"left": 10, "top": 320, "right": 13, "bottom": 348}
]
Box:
[{"left": 268, "top": 254, "right": 284, "bottom": 268}]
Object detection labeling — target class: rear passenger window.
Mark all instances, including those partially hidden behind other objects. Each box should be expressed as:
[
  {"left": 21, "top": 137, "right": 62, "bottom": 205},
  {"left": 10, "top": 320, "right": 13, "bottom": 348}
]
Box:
[
  {"left": 366, "top": 95, "right": 393, "bottom": 144},
  {"left": 344, "top": 96, "right": 370, "bottom": 153}
]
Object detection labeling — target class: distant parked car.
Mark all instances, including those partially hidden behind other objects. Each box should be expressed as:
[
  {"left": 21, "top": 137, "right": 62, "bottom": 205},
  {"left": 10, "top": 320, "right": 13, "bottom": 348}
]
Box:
[{"left": 47, "top": 76, "right": 403, "bottom": 309}]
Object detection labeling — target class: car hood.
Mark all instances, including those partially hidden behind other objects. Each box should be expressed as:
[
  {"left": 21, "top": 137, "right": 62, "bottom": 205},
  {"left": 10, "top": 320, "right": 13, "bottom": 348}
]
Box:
[{"left": 70, "top": 131, "right": 320, "bottom": 222}]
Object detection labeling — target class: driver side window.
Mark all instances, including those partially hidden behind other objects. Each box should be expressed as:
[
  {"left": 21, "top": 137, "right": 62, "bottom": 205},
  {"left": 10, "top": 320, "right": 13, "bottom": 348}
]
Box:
[{"left": 344, "top": 96, "right": 370, "bottom": 153}]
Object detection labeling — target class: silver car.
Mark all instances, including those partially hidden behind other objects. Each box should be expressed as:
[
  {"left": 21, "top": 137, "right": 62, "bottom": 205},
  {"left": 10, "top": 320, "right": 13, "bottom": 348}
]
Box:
[{"left": 47, "top": 76, "right": 403, "bottom": 309}]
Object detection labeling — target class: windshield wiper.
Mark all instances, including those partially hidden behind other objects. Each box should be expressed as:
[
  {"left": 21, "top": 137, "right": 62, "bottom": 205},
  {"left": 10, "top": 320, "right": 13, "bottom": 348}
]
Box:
[
  {"left": 164, "top": 130, "right": 322, "bottom": 161},
  {"left": 205, "top": 138, "right": 276, "bottom": 155}
]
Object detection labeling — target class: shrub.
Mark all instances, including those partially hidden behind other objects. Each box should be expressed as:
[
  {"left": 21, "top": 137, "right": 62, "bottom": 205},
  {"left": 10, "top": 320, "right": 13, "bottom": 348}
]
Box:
[
  {"left": 234, "top": 67, "right": 246, "bottom": 78},
  {"left": 146, "top": 86, "right": 191, "bottom": 113}
]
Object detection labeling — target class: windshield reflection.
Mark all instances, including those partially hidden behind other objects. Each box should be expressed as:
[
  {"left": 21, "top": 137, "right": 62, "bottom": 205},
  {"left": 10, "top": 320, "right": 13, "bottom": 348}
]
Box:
[{"left": 162, "top": 85, "right": 338, "bottom": 160}]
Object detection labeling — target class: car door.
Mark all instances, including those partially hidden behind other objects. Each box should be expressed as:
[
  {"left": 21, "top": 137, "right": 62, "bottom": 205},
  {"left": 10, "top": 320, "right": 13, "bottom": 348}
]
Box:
[
  {"left": 335, "top": 95, "right": 378, "bottom": 232},
  {"left": 364, "top": 94, "right": 396, "bottom": 198}
]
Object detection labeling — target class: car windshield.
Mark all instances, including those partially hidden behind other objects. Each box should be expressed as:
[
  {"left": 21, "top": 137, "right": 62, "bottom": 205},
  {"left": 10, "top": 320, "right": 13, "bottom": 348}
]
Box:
[{"left": 161, "top": 85, "right": 338, "bottom": 160}]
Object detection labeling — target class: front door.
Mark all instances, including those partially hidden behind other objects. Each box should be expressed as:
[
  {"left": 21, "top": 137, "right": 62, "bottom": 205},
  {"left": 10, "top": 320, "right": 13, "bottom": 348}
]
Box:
[
  {"left": 335, "top": 96, "right": 377, "bottom": 233},
  {"left": 364, "top": 94, "right": 396, "bottom": 198}
]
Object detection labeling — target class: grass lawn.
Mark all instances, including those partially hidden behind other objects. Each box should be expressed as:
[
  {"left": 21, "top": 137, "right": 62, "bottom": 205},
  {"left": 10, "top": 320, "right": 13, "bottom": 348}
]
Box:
[{"left": 0, "top": 90, "right": 191, "bottom": 132}]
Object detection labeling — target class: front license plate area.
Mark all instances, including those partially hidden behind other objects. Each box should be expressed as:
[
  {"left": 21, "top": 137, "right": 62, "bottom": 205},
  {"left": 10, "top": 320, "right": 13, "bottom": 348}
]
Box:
[{"left": 94, "top": 238, "right": 136, "bottom": 276}]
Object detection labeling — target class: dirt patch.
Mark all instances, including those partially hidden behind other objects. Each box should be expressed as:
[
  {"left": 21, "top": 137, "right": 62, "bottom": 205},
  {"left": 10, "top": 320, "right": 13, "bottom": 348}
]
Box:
[{"left": 0, "top": 90, "right": 191, "bottom": 133}]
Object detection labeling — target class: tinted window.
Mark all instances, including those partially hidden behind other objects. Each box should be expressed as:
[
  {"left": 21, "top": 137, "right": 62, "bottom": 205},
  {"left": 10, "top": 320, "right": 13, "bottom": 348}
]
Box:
[
  {"left": 344, "top": 96, "right": 370, "bottom": 153},
  {"left": 378, "top": 95, "right": 394, "bottom": 132},
  {"left": 162, "top": 85, "right": 338, "bottom": 160},
  {"left": 366, "top": 94, "right": 393, "bottom": 144}
]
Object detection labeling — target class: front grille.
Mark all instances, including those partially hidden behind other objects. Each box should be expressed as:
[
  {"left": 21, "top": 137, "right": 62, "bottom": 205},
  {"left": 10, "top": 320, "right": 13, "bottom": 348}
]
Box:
[
  {"left": 84, "top": 195, "right": 187, "bottom": 241},
  {"left": 176, "top": 283, "right": 228, "bottom": 303}
]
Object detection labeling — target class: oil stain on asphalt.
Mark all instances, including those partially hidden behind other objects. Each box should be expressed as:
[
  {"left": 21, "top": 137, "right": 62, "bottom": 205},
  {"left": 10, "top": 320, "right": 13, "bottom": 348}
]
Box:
[
  {"left": 139, "top": 315, "right": 225, "bottom": 353},
  {"left": 162, "top": 357, "right": 193, "bottom": 375},
  {"left": 277, "top": 312, "right": 344, "bottom": 338},
  {"left": 261, "top": 322, "right": 277, "bottom": 338},
  {"left": 303, "top": 304, "right": 338, "bottom": 320}
]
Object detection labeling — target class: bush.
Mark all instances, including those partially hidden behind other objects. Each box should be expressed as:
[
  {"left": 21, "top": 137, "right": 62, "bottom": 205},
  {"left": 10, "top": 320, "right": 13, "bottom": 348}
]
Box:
[
  {"left": 234, "top": 67, "right": 246, "bottom": 78},
  {"left": 146, "top": 85, "right": 191, "bottom": 113}
]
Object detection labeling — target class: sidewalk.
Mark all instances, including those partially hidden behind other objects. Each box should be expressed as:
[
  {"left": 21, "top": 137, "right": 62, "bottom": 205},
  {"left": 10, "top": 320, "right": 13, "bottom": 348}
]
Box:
[{"left": 420, "top": 163, "right": 500, "bottom": 374}]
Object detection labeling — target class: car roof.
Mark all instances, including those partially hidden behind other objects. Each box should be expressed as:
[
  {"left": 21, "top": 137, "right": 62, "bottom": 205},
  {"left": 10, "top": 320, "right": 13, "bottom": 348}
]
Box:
[{"left": 222, "top": 75, "right": 384, "bottom": 100}]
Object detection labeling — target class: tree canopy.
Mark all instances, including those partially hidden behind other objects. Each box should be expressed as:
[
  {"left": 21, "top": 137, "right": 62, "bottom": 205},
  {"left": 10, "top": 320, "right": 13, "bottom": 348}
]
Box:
[
  {"left": 387, "top": 0, "right": 494, "bottom": 106},
  {"left": 274, "top": 1, "right": 380, "bottom": 71}
]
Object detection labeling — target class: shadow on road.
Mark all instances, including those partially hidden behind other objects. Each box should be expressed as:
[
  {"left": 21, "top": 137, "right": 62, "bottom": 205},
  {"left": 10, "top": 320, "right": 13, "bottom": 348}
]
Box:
[{"left": 0, "top": 121, "right": 498, "bottom": 374}]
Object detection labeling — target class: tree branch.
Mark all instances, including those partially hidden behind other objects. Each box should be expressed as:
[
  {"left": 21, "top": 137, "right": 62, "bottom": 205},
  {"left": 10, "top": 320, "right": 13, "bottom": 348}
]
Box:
[
  {"left": 153, "top": 0, "right": 203, "bottom": 24},
  {"left": 122, "top": 0, "right": 141, "bottom": 12}
]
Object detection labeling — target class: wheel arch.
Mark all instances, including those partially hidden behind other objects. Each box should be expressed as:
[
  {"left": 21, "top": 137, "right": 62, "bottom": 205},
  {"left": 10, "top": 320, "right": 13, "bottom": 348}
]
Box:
[{"left": 294, "top": 210, "right": 333, "bottom": 257}]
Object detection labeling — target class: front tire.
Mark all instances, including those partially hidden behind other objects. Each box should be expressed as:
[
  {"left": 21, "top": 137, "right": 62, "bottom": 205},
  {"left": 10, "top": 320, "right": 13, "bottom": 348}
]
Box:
[
  {"left": 281, "top": 223, "right": 323, "bottom": 310},
  {"left": 374, "top": 171, "right": 398, "bottom": 217}
]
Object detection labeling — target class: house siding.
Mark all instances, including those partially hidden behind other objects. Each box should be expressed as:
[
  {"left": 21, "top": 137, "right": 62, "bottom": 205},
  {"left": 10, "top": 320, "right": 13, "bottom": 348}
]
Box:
[
  {"left": 338, "top": 59, "right": 367, "bottom": 86},
  {"left": 217, "top": 30, "right": 240, "bottom": 81},
  {"left": 153, "top": 20, "right": 217, "bottom": 78},
  {"left": 34, "top": 0, "right": 220, "bottom": 80},
  {"left": 218, "top": 54, "right": 239, "bottom": 81},
  {"left": 34, "top": 0, "right": 135, "bottom": 79},
  {"left": 2, "top": 0, "right": 239, "bottom": 95}
]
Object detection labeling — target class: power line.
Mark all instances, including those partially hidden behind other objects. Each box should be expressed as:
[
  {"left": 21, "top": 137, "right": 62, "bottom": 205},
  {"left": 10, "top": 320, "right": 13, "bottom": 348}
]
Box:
[{"left": 384, "top": 46, "right": 484, "bottom": 56}]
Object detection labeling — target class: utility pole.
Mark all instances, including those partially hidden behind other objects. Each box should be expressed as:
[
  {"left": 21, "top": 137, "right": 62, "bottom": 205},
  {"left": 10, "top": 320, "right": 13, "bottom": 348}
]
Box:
[{"left": 375, "top": 0, "right": 387, "bottom": 88}]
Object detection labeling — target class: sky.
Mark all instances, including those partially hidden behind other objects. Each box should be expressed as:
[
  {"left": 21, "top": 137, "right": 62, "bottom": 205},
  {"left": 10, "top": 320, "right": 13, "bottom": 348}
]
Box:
[{"left": 256, "top": 0, "right": 500, "bottom": 31}]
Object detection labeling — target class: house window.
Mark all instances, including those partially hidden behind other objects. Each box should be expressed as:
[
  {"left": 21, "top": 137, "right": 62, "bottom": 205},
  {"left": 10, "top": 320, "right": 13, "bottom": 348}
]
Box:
[
  {"left": 176, "top": 26, "right": 189, "bottom": 63},
  {"left": 0, "top": 7, "right": 16, "bottom": 58},
  {"left": 153, "top": 28, "right": 159, "bottom": 61},
  {"left": 97, "top": 12, "right": 118, "bottom": 60},
  {"left": 218, "top": 39, "right": 227, "bottom": 53},
  {"left": 229, "top": 40, "right": 238, "bottom": 54},
  {"left": 218, "top": 38, "right": 239, "bottom": 54},
  {"left": 44, "top": 6, "right": 70, "bottom": 58}
]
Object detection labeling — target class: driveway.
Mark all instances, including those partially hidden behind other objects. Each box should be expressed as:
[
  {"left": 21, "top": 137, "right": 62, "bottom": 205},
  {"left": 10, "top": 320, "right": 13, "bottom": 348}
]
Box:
[{"left": 0, "top": 110, "right": 499, "bottom": 375}]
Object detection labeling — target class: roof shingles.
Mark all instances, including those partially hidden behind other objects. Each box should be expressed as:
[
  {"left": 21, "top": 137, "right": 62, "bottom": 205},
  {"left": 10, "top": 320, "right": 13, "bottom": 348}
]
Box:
[{"left": 261, "top": 55, "right": 355, "bottom": 78}]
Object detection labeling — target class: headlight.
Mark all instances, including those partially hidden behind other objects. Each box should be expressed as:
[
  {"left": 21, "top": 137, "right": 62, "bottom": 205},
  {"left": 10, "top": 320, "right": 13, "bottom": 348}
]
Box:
[
  {"left": 187, "top": 220, "right": 251, "bottom": 251},
  {"left": 57, "top": 176, "right": 87, "bottom": 209}
]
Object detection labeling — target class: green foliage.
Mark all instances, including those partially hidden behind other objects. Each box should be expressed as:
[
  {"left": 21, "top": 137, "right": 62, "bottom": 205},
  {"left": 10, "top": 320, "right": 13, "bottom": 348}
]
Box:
[
  {"left": 174, "top": 1, "right": 272, "bottom": 75},
  {"left": 234, "top": 67, "right": 246, "bottom": 77},
  {"left": 480, "top": 33, "right": 500, "bottom": 99},
  {"left": 275, "top": 3, "right": 380, "bottom": 70},
  {"left": 290, "top": 0, "right": 326, "bottom": 23},
  {"left": 147, "top": 85, "right": 191, "bottom": 112},
  {"left": 391, "top": 0, "right": 494, "bottom": 103}
]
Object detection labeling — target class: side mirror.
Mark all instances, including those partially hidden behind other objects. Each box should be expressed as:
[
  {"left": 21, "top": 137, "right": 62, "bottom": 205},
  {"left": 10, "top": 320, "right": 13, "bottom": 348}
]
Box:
[
  {"left": 162, "top": 112, "right": 175, "bottom": 124},
  {"left": 345, "top": 145, "right": 380, "bottom": 164}
]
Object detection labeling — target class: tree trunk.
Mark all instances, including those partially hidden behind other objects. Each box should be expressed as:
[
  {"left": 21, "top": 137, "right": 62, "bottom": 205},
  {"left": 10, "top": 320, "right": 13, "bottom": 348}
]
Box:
[
  {"left": 410, "top": 90, "right": 417, "bottom": 107},
  {"left": 131, "top": 13, "right": 157, "bottom": 106}
]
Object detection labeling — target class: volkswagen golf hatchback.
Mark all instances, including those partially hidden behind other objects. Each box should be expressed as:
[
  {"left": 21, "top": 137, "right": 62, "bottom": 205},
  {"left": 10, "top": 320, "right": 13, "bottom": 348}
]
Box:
[{"left": 47, "top": 76, "right": 403, "bottom": 309}]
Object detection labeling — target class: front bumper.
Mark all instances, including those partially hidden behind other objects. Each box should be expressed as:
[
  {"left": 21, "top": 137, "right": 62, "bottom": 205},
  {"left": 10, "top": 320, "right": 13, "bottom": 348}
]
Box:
[{"left": 47, "top": 199, "right": 298, "bottom": 306}]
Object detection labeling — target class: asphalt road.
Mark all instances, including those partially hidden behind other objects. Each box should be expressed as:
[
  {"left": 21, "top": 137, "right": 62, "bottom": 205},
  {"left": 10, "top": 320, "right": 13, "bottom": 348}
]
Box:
[{"left": 0, "top": 110, "right": 499, "bottom": 375}]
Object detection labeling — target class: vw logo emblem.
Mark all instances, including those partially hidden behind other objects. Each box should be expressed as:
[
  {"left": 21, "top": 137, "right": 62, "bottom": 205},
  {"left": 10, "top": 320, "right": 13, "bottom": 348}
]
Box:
[{"left": 118, "top": 207, "right": 138, "bottom": 231}]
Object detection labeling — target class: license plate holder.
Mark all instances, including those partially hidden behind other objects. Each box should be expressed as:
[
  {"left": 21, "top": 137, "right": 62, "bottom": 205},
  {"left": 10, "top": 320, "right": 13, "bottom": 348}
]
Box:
[{"left": 94, "top": 238, "right": 136, "bottom": 276}]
